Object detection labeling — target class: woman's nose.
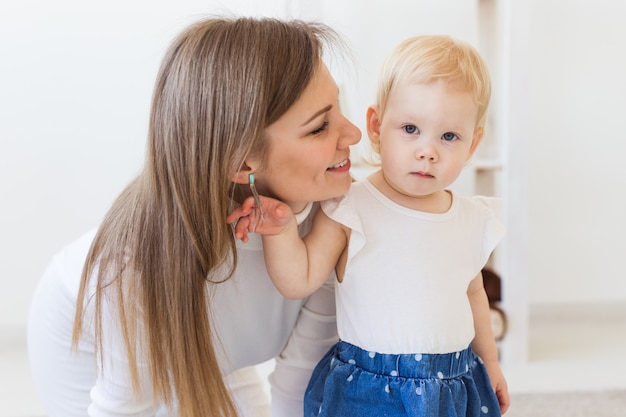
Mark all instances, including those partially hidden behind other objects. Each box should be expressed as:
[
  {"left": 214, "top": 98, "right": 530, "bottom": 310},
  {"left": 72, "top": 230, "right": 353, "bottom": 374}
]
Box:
[{"left": 339, "top": 117, "right": 362, "bottom": 148}]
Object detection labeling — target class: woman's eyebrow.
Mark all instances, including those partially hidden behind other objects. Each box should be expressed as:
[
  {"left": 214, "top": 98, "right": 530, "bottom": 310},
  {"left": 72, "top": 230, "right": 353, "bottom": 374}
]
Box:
[{"left": 301, "top": 104, "right": 332, "bottom": 126}]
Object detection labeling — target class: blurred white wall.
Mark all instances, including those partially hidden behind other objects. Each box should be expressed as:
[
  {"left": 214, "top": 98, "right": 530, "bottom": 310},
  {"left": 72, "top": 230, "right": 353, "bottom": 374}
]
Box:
[
  {"left": 0, "top": 0, "right": 482, "bottom": 329},
  {"left": 0, "top": 0, "right": 292, "bottom": 329},
  {"left": 1, "top": 0, "right": 625, "bottom": 334},
  {"left": 524, "top": 0, "right": 626, "bottom": 305}
]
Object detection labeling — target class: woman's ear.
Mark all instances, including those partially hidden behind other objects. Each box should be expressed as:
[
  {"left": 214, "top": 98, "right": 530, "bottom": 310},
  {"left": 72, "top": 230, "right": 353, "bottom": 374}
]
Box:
[
  {"left": 366, "top": 105, "right": 382, "bottom": 146},
  {"left": 231, "top": 162, "right": 254, "bottom": 185}
]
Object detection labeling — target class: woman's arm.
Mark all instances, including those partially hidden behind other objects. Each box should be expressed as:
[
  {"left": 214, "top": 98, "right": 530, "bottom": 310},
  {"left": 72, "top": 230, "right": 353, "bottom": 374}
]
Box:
[
  {"left": 468, "top": 272, "right": 510, "bottom": 414},
  {"left": 269, "top": 276, "right": 338, "bottom": 417},
  {"left": 224, "top": 367, "right": 271, "bottom": 417}
]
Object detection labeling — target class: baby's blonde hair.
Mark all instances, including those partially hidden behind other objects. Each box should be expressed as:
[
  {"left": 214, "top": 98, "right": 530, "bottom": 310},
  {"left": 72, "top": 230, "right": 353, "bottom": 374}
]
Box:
[{"left": 376, "top": 35, "right": 492, "bottom": 130}]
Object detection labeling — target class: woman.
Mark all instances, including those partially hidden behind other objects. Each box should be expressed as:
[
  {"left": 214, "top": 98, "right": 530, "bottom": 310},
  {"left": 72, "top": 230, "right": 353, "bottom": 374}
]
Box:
[{"left": 27, "top": 16, "right": 361, "bottom": 417}]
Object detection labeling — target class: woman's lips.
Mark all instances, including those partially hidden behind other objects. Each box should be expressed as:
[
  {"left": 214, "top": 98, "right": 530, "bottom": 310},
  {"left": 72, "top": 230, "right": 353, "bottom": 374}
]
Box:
[{"left": 327, "top": 158, "right": 351, "bottom": 173}]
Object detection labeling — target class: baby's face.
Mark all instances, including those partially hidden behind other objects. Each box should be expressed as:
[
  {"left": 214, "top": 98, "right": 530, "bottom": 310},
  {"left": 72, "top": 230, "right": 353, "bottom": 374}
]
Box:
[{"left": 375, "top": 80, "right": 481, "bottom": 201}]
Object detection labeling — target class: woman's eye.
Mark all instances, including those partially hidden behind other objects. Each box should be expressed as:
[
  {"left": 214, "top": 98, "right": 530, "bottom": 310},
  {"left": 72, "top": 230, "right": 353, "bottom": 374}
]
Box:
[
  {"left": 442, "top": 132, "right": 458, "bottom": 141},
  {"left": 310, "top": 121, "right": 329, "bottom": 135},
  {"left": 403, "top": 125, "right": 419, "bottom": 135}
]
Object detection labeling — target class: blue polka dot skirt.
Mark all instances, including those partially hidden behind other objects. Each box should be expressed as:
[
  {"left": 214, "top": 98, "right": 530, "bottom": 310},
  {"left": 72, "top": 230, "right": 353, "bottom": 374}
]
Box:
[{"left": 304, "top": 340, "right": 501, "bottom": 417}]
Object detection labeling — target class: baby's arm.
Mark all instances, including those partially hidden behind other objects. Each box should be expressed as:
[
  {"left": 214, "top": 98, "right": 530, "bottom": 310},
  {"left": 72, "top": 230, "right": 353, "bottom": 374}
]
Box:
[
  {"left": 467, "top": 272, "right": 510, "bottom": 414},
  {"left": 228, "top": 196, "right": 347, "bottom": 299}
]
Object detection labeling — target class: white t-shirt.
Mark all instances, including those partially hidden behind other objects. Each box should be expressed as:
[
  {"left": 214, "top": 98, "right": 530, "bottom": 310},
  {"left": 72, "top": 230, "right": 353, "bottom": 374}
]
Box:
[{"left": 322, "top": 180, "right": 505, "bottom": 354}]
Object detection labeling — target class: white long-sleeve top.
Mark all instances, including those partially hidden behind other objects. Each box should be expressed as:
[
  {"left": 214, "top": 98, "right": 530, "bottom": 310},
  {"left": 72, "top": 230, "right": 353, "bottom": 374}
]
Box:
[{"left": 27, "top": 203, "right": 338, "bottom": 417}]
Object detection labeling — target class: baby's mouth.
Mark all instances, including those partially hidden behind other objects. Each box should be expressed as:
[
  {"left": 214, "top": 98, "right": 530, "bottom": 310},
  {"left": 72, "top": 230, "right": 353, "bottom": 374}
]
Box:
[{"left": 412, "top": 171, "right": 434, "bottom": 178}]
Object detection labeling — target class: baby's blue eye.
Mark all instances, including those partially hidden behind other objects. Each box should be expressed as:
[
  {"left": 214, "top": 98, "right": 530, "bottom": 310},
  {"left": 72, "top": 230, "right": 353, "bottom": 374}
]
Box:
[
  {"left": 442, "top": 132, "right": 458, "bottom": 141},
  {"left": 403, "top": 125, "right": 419, "bottom": 134}
]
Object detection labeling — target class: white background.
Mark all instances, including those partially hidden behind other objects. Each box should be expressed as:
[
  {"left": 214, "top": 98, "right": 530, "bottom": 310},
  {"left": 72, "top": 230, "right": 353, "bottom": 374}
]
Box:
[{"left": 2, "top": 0, "right": 626, "bottom": 341}]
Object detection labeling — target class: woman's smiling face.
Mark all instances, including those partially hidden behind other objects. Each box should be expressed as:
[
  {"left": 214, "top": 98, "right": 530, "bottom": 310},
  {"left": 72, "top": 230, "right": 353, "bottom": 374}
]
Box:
[{"left": 255, "top": 64, "right": 361, "bottom": 213}]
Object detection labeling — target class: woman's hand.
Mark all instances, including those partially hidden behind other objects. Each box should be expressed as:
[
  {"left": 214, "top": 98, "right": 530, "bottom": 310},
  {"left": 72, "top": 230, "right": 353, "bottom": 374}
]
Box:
[{"left": 226, "top": 196, "right": 294, "bottom": 243}]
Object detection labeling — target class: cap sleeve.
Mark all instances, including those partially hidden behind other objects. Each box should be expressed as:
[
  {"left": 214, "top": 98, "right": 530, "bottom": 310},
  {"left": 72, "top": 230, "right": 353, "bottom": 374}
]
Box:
[
  {"left": 472, "top": 196, "right": 506, "bottom": 268},
  {"left": 320, "top": 190, "right": 366, "bottom": 265}
]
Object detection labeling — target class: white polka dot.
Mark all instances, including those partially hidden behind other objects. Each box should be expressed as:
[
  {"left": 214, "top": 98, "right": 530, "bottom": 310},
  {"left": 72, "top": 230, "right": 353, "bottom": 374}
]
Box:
[
  {"left": 456, "top": 352, "right": 461, "bottom": 359},
  {"left": 368, "top": 351, "right": 376, "bottom": 358},
  {"left": 347, "top": 375, "right": 354, "bottom": 382},
  {"left": 348, "top": 359, "right": 356, "bottom": 365},
  {"left": 481, "top": 406, "right": 489, "bottom": 414},
  {"left": 415, "top": 387, "right": 422, "bottom": 395},
  {"left": 385, "top": 385, "right": 390, "bottom": 393},
  {"left": 390, "top": 370, "right": 398, "bottom": 376},
  {"left": 437, "top": 372, "right": 444, "bottom": 379},
  {"left": 414, "top": 354, "right": 422, "bottom": 361}
]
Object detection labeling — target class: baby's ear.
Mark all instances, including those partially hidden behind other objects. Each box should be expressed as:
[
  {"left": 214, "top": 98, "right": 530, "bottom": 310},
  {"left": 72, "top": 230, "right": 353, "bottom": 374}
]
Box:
[
  {"left": 366, "top": 105, "right": 382, "bottom": 145},
  {"left": 468, "top": 127, "right": 485, "bottom": 159}
]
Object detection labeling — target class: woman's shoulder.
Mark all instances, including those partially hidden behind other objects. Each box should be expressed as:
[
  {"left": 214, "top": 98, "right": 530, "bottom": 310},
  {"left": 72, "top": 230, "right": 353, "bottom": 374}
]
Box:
[{"left": 48, "top": 229, "right": 98, "bottom": 291}]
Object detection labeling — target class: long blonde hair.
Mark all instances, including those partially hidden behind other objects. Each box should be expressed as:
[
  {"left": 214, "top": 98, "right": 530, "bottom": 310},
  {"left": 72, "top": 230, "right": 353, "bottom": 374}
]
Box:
[{"left": 73, "top": 16, "right": 337, "bottom": 417}]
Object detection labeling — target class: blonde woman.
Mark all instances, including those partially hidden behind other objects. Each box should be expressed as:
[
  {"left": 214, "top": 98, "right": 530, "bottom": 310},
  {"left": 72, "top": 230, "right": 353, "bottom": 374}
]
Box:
[{"left": 27, "top": 16, "right": 361, "bottom": 417}]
